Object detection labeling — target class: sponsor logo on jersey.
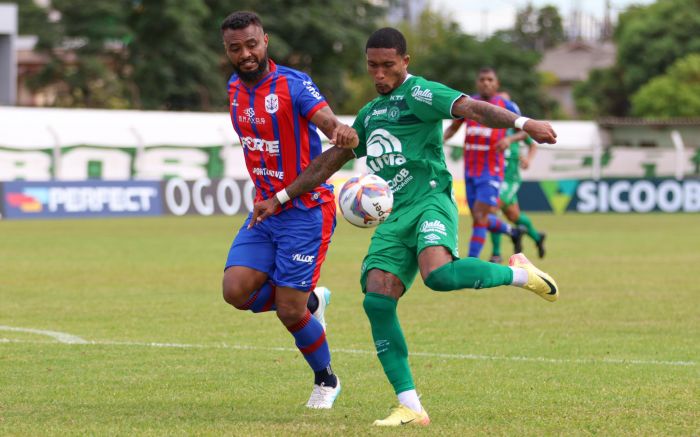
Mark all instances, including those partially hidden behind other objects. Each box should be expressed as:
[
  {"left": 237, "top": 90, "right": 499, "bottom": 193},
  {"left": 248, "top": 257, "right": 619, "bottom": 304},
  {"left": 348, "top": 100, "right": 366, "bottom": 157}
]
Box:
[
  {"left": 386, "top": 168, "right": 413, "bottom": 193},
  {"left": 466, "top": 126, "right": 493, "bottom": 137},
  {"left": 420, "top": 220, "right": 447, "bottom": 236},
  {"left": 302, "top": 81, "right": 322, "bottom": 100},
  {"left": 371, "top": 108, "right": 387, "bottom": 117},
  {"left": 252, "top": 167, "right": 285, "bottom": 179},
  {"left": 390, "top": 95, "right": 404, "bottom": 101},
  {"left": 366, "top": 130, "right": 407, "bottom": 173},
  {"left": 411, "top": 85, "right": 433, "bottom": 105},
  {"left": 240, "top": 137, "right": 280, "bottom": 156},
  {"left": 292, "top": 253, "right": 315, "bottom": 263},
  {"left": 238, "top": 107, "right": 266, "bottom": 125},
  {"left": 264, "top": 94, "right": 279, "bottom": 114}
]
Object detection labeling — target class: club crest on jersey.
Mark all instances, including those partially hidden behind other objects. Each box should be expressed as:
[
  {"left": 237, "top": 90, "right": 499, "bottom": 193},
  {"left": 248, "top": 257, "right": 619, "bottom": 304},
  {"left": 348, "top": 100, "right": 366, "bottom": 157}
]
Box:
[{"left": 265, "top": 94, "right": 279, "bottom": 114}]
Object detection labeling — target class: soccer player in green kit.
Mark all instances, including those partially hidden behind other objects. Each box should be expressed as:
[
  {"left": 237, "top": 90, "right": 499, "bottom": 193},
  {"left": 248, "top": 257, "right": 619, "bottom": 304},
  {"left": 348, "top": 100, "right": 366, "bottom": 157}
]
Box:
[
  {"left": 490, "top": 127, "right": 547, "bottom": 263},
  {"left": 250, "top": 28, "right": 560, "bottom": 426}
]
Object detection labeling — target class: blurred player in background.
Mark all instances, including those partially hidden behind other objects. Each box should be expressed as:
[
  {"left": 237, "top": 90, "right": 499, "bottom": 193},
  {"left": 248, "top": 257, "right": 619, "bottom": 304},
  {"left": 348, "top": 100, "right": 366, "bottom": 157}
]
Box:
[
  {"left": 443, "top": 68, "right": 524, "bottom": 259},
  {"left": 249, "top": 27, "right": 559, "bottom": 426},
  {"left": 220, "top": 11, "right": 358, "bottom": 409},
  {"left": 489, "top": 91, "right": 546, "bottom": 263}
]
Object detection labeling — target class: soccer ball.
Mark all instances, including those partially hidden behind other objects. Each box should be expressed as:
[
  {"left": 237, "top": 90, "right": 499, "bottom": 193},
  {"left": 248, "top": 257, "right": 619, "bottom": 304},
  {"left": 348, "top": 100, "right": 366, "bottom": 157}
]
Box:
[{"left": 338, "top": 174, "right": 393, "bottom": 228}]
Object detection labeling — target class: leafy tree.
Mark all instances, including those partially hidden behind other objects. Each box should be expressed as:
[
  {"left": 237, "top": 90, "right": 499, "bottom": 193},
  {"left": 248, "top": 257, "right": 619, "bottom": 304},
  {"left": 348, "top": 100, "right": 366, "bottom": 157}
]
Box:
[
  {"left": 616, "top": 0, "right": 700, "bottom": 96},
  {"left": 631, "top": 54, "right": 700, "bottom": 118},
  {"left": 500, "top": 4, "right": 565, "bottom": 51},
  {"left": 573, "top": 67, "right": 629, "bottom": 118},
  {"left": 127, "top": 0, "right": 221, "bottom": 110},
  {"left": 396, "top": 10, "right": 552, "bottom": 118},
  {"left": 575, "top": 0, "right": 700, "bottom": 117}
]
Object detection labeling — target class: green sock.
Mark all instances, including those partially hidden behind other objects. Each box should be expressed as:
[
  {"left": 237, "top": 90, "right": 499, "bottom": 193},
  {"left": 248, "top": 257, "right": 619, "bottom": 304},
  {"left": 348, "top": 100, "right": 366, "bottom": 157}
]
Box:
[
  {"left": 516, "top": 213, "right": 541, "bottom": 242},
  {"left": 424, "top": 257, "right": 514, "bottom": 291},
  {"left": 362, "top": 292, "right": 414, "bottom": 395},
  {"left": 490, "top": 231, "right": 502, "bottom": 256}
]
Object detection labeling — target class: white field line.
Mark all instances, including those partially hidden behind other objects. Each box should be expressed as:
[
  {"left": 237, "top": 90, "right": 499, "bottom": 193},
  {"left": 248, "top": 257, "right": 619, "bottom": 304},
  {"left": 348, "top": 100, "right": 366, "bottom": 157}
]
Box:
[
  {"left": 0, "top": 335, "right": 696, "bottom": 368},
  {"left": 0, "top": 325, "right": 87, "bottom": 344}
]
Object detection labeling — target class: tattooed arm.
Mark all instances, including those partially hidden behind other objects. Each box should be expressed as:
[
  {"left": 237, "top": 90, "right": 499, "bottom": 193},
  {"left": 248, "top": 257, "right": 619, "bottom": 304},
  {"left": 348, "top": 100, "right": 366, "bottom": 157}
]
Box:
[
  {"left": 247, "top": 144, "right": 356, "bottom": 228},
  {"left": 452, "top": 96, "right": 557, "bottom": 144}
]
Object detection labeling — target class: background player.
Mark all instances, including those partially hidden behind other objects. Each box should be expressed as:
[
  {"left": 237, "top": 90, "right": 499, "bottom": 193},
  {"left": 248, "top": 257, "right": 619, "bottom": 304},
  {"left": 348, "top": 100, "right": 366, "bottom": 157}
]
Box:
[
  {"left": 489, "top": 91, "right": 546, "bottom": 263},
  {"left": 443, "top": 68, "right": 523, "bottom": 259},
  {"left": 250, "top": 27, "right": 559, "bottom": 426},
  {"left": 220, "top": 11, "right": 358, "bottom": 409}
]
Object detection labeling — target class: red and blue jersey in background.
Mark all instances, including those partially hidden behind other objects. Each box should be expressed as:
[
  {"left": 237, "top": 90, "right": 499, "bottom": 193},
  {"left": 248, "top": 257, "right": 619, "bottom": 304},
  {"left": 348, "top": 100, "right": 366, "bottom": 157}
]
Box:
[
  {"left": 461, "top": 94, "right": 520, "bottom": 179},
  {"left": 227, "top": 59, "right": 334, "bottom": 211}
]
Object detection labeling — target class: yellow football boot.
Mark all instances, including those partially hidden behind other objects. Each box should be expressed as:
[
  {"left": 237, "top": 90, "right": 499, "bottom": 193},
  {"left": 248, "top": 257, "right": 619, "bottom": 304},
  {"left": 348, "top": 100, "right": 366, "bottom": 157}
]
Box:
[
  {"left": 509, "top": 253, "right": 559, "bottom": 302},
  {"left": 373, "top": 405, "right": 430, "bottom": 427}
]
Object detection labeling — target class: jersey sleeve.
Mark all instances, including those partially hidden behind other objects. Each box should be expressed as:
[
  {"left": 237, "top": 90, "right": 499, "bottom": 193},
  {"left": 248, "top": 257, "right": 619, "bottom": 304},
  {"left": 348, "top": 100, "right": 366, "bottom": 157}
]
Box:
[
  {"left": 351, "top": 106, "right": 370, "bottom": 158},
  {"left": 292, "top": 74, "right": 329, "bottom": 120},
  {"left": 406, "top": 78, "right": 465, "bottom": 122},
  {"left": 506, "top": 99, "right": 522, "bottom": 116}
]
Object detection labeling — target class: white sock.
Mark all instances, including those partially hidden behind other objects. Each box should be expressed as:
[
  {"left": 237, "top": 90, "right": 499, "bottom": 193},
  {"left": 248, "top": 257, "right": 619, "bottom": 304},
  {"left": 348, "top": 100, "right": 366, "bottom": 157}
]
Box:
[
  {"left": 397, "top": 389, "right": 422, "bottom": 413},
  {"left": 510, "top": 267, "right": 529, "bottom": 286}
]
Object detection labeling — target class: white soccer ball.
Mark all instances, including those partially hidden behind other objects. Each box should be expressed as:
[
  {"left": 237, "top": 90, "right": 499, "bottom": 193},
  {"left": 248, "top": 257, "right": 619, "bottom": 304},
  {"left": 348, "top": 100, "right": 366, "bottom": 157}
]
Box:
[{"left": 338, "top": 174, "right": 393, "bottom": 228}]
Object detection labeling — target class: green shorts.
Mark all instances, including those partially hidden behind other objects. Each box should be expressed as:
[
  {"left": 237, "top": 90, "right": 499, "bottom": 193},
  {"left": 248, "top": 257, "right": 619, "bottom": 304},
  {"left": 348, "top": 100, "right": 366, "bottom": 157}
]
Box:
[
  {"left": 360, "top": 190, "right": 459, "bottom": 293},
  {"left": 499, "top": 179, "right": 521, "bottom": 207}
]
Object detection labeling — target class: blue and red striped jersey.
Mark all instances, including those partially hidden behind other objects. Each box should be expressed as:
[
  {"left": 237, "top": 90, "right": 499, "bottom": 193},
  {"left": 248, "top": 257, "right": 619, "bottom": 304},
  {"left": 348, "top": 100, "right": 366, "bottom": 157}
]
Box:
[
  {"left": 460, "top": 95, "right": 520, "bottom": 178},
  {"left": 227, "top": 59, "right": 333, "bottom": 211}
]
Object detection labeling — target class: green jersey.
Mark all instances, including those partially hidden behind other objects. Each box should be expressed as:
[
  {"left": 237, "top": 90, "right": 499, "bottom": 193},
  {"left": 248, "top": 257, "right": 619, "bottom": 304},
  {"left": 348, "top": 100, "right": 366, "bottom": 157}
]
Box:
[
  {"left": 352, "top": 75, "right": 463, "bottom": 218},
  {"left": 503, "top": 128, "right": 533, "bottom": 183}
]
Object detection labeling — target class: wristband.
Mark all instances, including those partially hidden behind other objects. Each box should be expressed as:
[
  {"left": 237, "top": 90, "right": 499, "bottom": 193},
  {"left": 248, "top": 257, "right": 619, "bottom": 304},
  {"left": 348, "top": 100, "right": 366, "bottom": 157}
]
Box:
[
  {"left": 275, "top": 189, "right": 291, "bottom": 204},
  {"left": 514, "top": 116, "right": 530, "bottom": 130}
]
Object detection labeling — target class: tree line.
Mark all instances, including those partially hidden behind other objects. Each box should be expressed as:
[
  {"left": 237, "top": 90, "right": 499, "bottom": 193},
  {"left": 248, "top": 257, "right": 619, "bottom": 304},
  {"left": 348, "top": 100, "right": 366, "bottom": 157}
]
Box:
[{"left": 18, "top": 0, "right": 695, "bottom": 118}]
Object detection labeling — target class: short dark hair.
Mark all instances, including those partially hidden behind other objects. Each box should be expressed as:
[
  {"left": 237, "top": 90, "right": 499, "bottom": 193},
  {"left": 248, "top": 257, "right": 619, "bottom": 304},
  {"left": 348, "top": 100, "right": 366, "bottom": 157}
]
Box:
[
  {"left": 365, "top": 27, "right": 407, "bottom": 55},
  {"left": 479, "top": 67, "right": 498, "bottom": 77},
  {"left": 221, "top": 11, "right": 263, "bottom": 33}
]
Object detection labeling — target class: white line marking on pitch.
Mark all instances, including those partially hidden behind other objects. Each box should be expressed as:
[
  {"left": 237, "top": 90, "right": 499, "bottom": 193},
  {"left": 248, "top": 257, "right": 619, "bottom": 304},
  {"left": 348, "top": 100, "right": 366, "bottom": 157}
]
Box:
[
  {"left": 0, "top": 325, "right": 87, "bottom": 344},
  {"left": 0, "top": 335, "right": 695, "bottom": 367}
]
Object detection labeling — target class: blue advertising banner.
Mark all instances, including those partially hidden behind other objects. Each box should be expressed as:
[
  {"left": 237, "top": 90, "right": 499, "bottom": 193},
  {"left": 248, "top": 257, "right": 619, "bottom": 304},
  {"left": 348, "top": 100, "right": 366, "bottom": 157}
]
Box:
[
  {"left": 519, "top": 178, "right": 700, "bottom": 214},
  {"left": 2, "top": 180, "right": 163, "bottom": 219}
]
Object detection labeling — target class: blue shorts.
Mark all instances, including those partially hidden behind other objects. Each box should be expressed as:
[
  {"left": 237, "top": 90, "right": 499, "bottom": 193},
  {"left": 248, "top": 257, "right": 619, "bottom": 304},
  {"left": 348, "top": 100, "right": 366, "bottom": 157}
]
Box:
[
  {"left": 465, "top": 174, "right": 502, "bottom": 209},
  {"left": 225, "top": 202, "right": 336, "bottom": 291}
]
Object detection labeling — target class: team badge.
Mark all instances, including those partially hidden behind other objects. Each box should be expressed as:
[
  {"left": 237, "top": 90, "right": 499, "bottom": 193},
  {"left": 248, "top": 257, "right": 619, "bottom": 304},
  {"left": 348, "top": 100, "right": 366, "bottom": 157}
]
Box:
[
  {"left": 388, "top": 106, "right": 400, "bottom": 122},
  {"left": 265, "top": 94, "right": 279, "bottom": 114}
]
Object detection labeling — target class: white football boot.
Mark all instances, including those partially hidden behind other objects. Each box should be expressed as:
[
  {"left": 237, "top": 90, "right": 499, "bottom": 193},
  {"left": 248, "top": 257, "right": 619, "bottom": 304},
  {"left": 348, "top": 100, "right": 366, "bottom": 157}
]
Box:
[{"left": 311, "top": 286, "right": 331, "bottom": 331}]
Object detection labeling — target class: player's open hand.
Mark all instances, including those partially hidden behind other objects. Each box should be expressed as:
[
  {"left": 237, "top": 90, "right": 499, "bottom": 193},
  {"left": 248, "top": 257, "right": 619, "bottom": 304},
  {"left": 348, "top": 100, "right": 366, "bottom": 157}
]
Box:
[
  {"left": 330, "top": 124, "right": 359, "bottom": 149},
  {"left": 524, "top": 120, "right": 557, "bottom": 144},
  {"left": 248, "top": 197, "right": 281, "bottom": 229}
]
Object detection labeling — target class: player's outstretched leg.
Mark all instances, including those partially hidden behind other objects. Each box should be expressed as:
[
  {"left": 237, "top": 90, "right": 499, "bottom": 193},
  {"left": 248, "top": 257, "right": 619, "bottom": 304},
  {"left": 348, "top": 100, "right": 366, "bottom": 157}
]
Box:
[
  {"left": 309, "top": 286, "right": 331, "bottom": 331},
  {"left": 423, "top": 255, "right": 558, "bottom": 301}
]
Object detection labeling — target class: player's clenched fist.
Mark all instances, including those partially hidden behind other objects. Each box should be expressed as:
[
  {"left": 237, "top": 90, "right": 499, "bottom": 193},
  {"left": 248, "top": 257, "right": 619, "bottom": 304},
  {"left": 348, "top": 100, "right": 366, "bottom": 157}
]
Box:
[
  {"left": 523, "top": 120, "right": 557, "bottom": 144},
  {"left": 331, "top": 124, "right": 359, "bottom": 149}
]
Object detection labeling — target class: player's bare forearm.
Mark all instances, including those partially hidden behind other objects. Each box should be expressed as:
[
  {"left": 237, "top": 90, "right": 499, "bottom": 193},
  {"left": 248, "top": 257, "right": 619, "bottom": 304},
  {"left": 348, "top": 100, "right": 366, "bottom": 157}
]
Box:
[
  {"left": 443, "top": 119, "right": 463, "bottom": 141},
  {"left": 452, "top": 97, "right": 517, "bottom": 128},
  {"left": 286, "top": 146, "right": 355, "bottom": 199}
]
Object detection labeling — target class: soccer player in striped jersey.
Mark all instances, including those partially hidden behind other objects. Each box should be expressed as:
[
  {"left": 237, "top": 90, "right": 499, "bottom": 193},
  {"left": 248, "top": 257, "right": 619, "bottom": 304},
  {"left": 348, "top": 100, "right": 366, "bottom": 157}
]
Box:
[
  {"left": 250, "top": 28, "right": 559, "bottom": 426},
  {"left": 443, "top": 68, "right": 524, "bottom": 258},
  {"left": 219, "top": 11, "right": 358, "bottom": 410},
  {"left": 489, "top": 91, "right": 546, "bottom": 263}
]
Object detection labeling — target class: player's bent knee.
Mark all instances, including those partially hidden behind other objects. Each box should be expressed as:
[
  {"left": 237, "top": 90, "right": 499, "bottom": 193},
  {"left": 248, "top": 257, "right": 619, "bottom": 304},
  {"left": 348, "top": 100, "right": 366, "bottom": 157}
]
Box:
[
  {"left": 221, "top": 276, "right": 250, "bottom": 309},
  {"left": 275, "top": 301, "right": 306, "bottom": 326},
  {"left": 424, "top": 264, "right": 454, "bottom": 291}
]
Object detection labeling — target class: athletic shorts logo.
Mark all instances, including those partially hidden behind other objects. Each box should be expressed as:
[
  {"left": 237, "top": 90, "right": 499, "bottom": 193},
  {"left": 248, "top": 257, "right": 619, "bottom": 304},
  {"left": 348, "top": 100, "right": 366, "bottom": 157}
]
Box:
[
  {"left": 265, "top": 94, "right": 279, "bottom": 114},
  {"left": 292, "top": 253, "right": 315, "bottom": 264}
]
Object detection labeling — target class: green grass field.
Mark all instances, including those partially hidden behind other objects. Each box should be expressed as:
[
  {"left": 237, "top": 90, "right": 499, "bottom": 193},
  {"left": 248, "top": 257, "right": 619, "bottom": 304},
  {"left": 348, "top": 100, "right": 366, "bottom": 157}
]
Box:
[{"left": 1, "top": 213, "right": 698, "bottom": 436}]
